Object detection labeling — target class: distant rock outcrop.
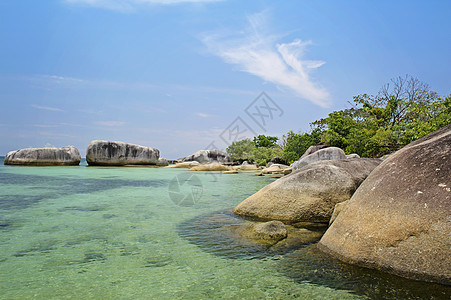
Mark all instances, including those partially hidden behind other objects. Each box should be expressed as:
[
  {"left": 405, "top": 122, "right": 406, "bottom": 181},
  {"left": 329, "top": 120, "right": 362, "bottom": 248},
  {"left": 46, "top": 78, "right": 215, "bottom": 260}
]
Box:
[
  {"left": 183, "top": 150, "right": 229, "bottom": 164},
  {"left": 189, "top": 163, "right": 230, "bottom": 172},
  {"left": 239, "top": 161, "right": 259, "bottom": 171},
  {"left": 165, "top": 161, "right": 200, "bottom": 168},
  {"left": 156, "top": 157, "right": 169, "bottom": 166},
  {"left": 233, "top": 158, "right": 381, "bottom": 223},
  {"left": 291, "top": 147, "right": 346, "bottom": 170},
  {"left": 267, "top": 156, "right": 287, "bottom": 166},
  {"left": 86, "top": 140, "right": 159, "bottom": 166},
  {"left": 261, "top": 164, "right": 289, "bottom": 174},
  {"left": 318, "top": 124, "right": 451, "bottom": 285},
  {"left": 4, "top": 146, "right": 81, "bottom": 166}
]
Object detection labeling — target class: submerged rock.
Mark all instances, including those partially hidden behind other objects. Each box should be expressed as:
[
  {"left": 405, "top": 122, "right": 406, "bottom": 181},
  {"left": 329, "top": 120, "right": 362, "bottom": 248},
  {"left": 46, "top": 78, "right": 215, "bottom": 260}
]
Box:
[
  {"left": 178, "top": 210, "right": 326, "bottom": 260},
  {"left": 318, "top": 124, "right": 451, "bottom": 285},
  {"left": 291, "top": 147, "right": 346, "bottom": 170},
  {"left": 183, "top": 150, "right": 229, "bottom": 164},
  {"left": 222, "top": 170, "right": 238, "bottom": 174},
  {"left": 4, "top": 146, "right": 81, "bottom": 166},
  {"left": 86, "top": 140, "right": 159, "bottom": 166},
  {"left": 253, "top": 221, "right": 288, "bottom": 241},
  {"left": 233, "top": 159, "right": 381, "bottom": 223}
]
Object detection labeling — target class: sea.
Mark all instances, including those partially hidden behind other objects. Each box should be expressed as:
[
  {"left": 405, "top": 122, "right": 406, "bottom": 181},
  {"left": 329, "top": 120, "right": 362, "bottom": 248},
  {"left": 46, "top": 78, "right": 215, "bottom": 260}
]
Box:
[{"left": 0, "top": 157, "right": 449, "bottom": 299}]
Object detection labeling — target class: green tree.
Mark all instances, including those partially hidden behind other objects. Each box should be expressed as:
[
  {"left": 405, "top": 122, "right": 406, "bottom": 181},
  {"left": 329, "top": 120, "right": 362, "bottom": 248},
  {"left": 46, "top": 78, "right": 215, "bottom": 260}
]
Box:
[
  {"left": 281, "top": 129, "right": 322, "bottom": 164},
  {"left": 315, "top": 75, "right": 450, "bottom": 157},
  {"left": 252, "top": 135, "right": 279, "bottom": 148},
  {"left": 250, "top": 146, "right": 283, "bottom": 166},
  {"left": 226, "top": 139, "right": 255, "bottom": 162}
]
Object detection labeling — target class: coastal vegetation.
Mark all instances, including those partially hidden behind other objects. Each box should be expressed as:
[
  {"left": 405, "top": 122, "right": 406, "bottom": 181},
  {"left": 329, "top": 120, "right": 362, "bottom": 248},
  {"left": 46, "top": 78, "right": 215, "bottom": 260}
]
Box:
[
  {"left": 225, "top": 136, "right": 282, "bottom": 166},
  {"left": 227, "top": 75, "right": 451, "bottom": 164}
]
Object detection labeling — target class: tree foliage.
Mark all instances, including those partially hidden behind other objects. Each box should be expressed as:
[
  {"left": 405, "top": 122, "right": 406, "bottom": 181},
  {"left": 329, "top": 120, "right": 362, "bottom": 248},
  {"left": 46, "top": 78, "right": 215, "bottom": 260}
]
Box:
[
  {"left": 226, "top": 139, "right": 254, "bottom": 162},
  {"left": 226, "top": 136, "right": 282, "bottom": 166},
  {"left": 226, "top": 76, "right": 450, "bottom": 163},
  {"left": 281, "top": 129, "right": 322, "bottom": 164},
  {"left": 314, "top": 75, "right": 450, "bottom": 157},
  {"left": 252, "top": 135, "right": 278, "bottom": 148}
]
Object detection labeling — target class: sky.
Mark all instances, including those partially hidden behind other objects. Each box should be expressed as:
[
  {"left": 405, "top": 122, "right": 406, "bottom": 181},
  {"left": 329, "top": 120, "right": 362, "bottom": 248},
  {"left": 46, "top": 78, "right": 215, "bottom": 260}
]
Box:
[{"left": 0, "top": 0, "right": 450, "bottom": 159}]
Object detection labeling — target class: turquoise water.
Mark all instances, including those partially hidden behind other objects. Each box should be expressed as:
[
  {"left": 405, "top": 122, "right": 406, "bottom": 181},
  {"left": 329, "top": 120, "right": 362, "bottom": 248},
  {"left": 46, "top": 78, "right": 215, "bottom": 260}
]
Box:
[{"left": 0, "top": 157, "right": 449, "bottom": 299}]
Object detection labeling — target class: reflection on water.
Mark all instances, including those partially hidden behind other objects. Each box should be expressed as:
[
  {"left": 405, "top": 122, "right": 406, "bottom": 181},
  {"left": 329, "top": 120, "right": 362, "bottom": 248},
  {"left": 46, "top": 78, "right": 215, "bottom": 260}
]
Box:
[{"left": 279, "top": 245, "right": 451, "bottom": 299}]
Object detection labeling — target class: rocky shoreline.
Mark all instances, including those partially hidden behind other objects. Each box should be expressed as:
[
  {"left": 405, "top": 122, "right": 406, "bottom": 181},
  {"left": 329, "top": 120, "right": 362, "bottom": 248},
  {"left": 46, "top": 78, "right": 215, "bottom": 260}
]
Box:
[{"left": 2, "top": 124, "right": 450, "bottom": 285}]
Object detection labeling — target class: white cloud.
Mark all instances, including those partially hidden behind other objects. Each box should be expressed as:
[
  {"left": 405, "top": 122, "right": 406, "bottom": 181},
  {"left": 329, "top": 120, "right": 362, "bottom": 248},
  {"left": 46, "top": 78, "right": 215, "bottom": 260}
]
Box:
[
  {"left": 94, "top": 121, "right": 126, "bottom": 126},
  {"left": 201, "top": 12, "right": 330, "bottom": 107},
  {"left": 64, "top": 0, "right": 222, "bottom": 11},
  {"left": 31, "top": 104, "right": 64, "bottom": 112},
  {"left": 196, "top": 112, "right": 213, "bottom": 118}
]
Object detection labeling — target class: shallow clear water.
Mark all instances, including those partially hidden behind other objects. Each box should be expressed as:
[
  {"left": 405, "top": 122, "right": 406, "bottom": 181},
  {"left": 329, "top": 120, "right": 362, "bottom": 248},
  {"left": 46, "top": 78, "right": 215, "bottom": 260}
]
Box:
[{"left": 0, "top": 157, "right": 449, "bottom": 299}]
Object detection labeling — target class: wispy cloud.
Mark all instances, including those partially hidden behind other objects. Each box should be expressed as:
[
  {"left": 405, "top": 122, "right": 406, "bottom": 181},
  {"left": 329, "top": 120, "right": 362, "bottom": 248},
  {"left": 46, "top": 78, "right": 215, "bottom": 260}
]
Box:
[
  {"left": 44, "top": 75, "right": 84, "bottom": 83},
  {"left": 201, "top": 11, "right": 330, "bottom": 107},
  {"left": 24, "top": 74, "right": 256, "bottom": 96},
  {"left": 64, "top": 0, "right": 222, "bottom": 11},
  {"left": 31, "top": 104, "right": 64, "bottom": 112},
  {"left": 196, "top": 112, "right": 213, "bottom": 118},
  {"left": 94, "top": 121, "right": 126, "bottom": 126}
]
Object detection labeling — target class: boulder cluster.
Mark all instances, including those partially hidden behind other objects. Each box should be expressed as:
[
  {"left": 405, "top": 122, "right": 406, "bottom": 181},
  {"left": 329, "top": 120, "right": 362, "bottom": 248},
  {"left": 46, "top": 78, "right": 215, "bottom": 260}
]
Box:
[
  {"left": 231, "top": 124, "right": 451, "bottom": 285},
  {"left": 4, "top": 140, "right": 162, "bottom": 167}
]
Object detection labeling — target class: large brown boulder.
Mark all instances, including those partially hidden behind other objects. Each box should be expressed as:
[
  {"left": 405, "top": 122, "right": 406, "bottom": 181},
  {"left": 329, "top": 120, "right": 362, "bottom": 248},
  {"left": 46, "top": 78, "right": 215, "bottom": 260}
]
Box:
[
  {"left": 233, "top": 158, "right": 381, "bottom": 222},
  {"left": 86, "top": 140, "right": 159, "bottom": 166},
  {"left": 4, "top": 146, "right": 81, "bottom": 166},
  {"left": 318, "top": 124, "right": 451, "bottom": 285}
]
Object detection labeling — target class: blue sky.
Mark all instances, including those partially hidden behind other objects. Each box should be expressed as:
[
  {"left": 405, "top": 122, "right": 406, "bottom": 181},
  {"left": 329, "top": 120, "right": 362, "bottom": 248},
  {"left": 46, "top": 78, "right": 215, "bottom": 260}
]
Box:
[{"left": 1, "top": 0, "right": 450, "bottom": 158}]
